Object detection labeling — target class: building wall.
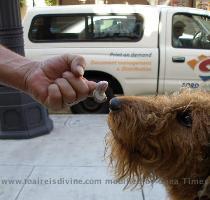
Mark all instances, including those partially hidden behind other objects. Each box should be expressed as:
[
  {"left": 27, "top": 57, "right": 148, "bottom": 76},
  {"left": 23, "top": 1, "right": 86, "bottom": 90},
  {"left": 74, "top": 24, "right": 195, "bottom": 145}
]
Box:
[
  {"left": 60, "top": 0, "right": 148, "bottom": 4},
  {"left": 60, "top": 0, "right": 94, "bottom": 4},
  {"left": 194, "top": 0, "right": 210, "bottom": 10},
  {"left": 106, "top": 0, "right": 148, "bottom": 4},
  {"left": 59, "top": 0, "right": 210, "bottom": 10},
  {"left": 169, "top": 0, "right": 193, "bottom": 7}
]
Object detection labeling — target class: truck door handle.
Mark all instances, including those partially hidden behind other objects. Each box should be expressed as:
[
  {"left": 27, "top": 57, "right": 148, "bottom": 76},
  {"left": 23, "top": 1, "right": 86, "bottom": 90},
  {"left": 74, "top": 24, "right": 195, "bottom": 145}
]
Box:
[{"left": 172, "top": 56, "right": 185, "bottom": 63}]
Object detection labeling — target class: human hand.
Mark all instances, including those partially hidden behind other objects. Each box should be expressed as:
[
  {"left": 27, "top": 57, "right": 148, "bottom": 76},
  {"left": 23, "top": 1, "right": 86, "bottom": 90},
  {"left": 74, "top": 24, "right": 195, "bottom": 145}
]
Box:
[{"left": 24, "top": 54, "right": 97, "bottom": 111}]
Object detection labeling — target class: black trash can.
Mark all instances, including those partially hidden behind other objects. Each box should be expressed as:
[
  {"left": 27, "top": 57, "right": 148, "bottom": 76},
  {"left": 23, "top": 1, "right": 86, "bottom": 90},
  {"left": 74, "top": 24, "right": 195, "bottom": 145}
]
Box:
[
  {"left": 0, "top": 86, "right": 53, "bottom": 139},
  {"left": 0, "top": 0, "right": 53, "bottom": 139}
]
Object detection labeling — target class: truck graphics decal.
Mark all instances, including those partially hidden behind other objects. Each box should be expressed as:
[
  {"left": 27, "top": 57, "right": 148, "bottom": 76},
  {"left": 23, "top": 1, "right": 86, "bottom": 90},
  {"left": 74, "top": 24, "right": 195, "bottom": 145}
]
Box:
[
  {"left": 187, "top": 55, "right": 210, "bottom": 82},
  {"left": 90, "top": 59, "right": 152, "bottom": 72}
]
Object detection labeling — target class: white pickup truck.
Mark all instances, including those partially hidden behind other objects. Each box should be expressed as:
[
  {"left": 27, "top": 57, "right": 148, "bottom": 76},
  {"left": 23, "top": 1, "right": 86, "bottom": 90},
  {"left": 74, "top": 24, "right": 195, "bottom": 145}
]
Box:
[{"left": 23, "top": 4, "right": 210, "bottom": 113}]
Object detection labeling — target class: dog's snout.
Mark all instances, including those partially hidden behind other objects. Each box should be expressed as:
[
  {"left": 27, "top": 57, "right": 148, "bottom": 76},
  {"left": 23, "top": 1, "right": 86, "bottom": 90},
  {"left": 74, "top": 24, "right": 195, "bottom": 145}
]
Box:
[{"left": 109, "top": 98, "right": 121, "bottom": 112}]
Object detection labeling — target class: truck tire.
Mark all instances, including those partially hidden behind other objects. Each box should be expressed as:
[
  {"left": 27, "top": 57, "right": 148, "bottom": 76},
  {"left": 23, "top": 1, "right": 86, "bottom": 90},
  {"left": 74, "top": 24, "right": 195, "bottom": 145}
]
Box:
[{"left": 71, "top": 80, "right": 114, "bottom": 114}]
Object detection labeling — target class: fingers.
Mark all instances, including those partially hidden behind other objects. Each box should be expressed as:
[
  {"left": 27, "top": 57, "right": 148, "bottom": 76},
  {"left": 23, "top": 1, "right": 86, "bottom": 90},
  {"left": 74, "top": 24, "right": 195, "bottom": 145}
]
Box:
[
  {"left": 42, "top": 54, "right": 97, "bottom": 110},
  {"left": 44, "top": 78, "right": 79, "bottom": 110},
  {"left": 54, "top": 78, "right": 76, "bottom": 104},
  {"left": 71, "top": 56, "right": 86, "bottom": 77},
  {"left": 45, "top": 84, "right": 63, "bottom": 111},
  {"left": 44, "top": 78, "right": 97, "bottom": 110},
  {"left": 85, "top": 80, "right": 97, "bottom": 96},
  {"left": 46, "top": 72, "right": 96, "bottom": 109},
  {"left": 44, "top": 76, "right": 97, "bottom": 110},
  {"left": 62, "top": 71, "right": 91, "bottom": 100},
  {"left": 63, "top": 54, "right": 86, "bottom": 77}
]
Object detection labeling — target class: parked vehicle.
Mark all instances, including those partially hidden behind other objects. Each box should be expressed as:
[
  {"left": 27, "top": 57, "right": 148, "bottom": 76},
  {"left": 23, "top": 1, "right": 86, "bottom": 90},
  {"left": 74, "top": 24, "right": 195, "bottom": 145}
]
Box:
[{"left": 23, "top": 4, "right": 210, "bottom": 113}]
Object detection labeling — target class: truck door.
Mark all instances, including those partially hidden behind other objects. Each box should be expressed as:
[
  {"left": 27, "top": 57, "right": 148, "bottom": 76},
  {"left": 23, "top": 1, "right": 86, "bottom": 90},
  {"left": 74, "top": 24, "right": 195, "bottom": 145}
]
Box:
[{"left": 164, "top": 9, "right": 210, "bottom": 93}]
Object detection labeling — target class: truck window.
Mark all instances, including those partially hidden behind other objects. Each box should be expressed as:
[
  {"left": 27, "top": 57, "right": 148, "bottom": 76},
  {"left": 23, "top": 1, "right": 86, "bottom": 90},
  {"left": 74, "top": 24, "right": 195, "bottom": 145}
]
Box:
[
  {"left": 29, "top": 14, "right": 143, "bottom": 42},
  {"left": 172, "top": 13, "right": 210, "bottom": 49}
]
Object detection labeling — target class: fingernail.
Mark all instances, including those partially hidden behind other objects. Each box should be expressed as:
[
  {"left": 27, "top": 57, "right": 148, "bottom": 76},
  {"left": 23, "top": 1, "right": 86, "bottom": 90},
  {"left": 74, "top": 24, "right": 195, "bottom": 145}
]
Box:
[{"left": 78, "top": 66, "right": 84, "bottom": 76}]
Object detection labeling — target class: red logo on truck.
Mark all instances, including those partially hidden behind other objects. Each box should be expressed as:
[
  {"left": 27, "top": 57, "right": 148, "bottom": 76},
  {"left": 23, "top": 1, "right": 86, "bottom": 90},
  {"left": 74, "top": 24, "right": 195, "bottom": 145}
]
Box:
[{"left": 187, "top": 55, "right": 210, "bottom": 81}]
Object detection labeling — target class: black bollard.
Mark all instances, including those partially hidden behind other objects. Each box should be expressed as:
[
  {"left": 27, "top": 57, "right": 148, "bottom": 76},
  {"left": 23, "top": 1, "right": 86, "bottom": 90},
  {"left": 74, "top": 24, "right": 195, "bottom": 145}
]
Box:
[{"left": 0, "top": 0, "right": 53, "bottom": 139}]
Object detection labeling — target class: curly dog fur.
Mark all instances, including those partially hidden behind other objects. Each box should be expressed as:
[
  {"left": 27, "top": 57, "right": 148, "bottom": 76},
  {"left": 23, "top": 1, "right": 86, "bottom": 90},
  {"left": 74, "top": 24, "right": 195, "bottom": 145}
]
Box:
[{"left": 106, "top": 90, "right": 210, "bottom": 200}]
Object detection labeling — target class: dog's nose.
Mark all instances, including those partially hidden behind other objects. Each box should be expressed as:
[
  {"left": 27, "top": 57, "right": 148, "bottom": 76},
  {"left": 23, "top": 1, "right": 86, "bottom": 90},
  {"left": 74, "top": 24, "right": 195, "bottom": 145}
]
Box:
[{"left": 109, "top": 98, "right": 121, "bottom": 112}]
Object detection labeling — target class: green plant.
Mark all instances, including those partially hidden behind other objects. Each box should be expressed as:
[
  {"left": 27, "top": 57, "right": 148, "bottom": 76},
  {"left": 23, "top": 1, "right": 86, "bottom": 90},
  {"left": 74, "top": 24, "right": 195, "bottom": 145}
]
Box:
[
  {"left": 45, "top": 0, "right": 57, "bottom": 6},
  {"left": 19, "top": 0, "right": 25, "bottom": 7}
]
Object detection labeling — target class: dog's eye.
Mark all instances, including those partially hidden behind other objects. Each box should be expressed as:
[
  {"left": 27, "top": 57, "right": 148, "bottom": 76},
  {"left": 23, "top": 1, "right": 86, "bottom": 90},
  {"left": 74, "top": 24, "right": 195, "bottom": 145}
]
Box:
[{"left": 176, "top": 110, "right": 192, "bottom": 128}]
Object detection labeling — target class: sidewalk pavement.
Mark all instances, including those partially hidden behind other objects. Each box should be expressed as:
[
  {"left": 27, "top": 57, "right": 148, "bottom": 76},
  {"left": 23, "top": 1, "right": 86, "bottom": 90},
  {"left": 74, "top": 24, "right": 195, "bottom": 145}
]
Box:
[{"left": 0, "top": 114, "right": 167, "bottom": 200}]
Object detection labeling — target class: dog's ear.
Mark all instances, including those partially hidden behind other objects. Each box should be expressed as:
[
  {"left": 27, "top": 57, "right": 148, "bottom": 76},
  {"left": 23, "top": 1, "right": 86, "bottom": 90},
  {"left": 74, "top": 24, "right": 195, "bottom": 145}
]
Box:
[{"left": 196, "top": 176, "right": 210, "bottom": 200}]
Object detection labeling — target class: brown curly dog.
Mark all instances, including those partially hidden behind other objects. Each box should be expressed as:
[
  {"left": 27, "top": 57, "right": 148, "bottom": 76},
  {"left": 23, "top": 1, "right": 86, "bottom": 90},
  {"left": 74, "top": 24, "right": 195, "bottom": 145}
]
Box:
[{"left": 106, "top": 90, "right": 210, "bottom": 200}]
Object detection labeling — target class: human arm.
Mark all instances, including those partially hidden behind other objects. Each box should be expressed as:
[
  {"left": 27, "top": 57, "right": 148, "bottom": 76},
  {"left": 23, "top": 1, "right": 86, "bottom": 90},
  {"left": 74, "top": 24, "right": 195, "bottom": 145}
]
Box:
[{"left": 0, "top": 45, "right": 97, "bottom": 110}]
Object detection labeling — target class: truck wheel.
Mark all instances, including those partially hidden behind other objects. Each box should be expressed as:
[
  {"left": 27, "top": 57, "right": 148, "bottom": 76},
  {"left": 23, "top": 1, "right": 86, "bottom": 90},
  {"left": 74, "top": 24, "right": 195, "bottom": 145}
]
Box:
[{"left": 71, "top": 83, "right": 114, "bottom": 114}]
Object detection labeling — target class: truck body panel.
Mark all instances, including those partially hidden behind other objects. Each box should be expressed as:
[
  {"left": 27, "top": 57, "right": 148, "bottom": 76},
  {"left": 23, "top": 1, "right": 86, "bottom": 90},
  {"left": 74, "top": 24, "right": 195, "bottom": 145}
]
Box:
[{"left": 23, "top": 5, "right": 210, "bottom": 98}]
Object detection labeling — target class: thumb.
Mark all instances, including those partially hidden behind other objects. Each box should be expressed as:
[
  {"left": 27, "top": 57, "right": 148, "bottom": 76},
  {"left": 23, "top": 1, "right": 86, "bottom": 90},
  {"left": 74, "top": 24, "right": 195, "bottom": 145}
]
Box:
[
  {"left": 70, "top": 56, "right": 86, "bottom": 77},
  {"left": 86, "top": 80, "right": 97, "bottom": 96}
]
